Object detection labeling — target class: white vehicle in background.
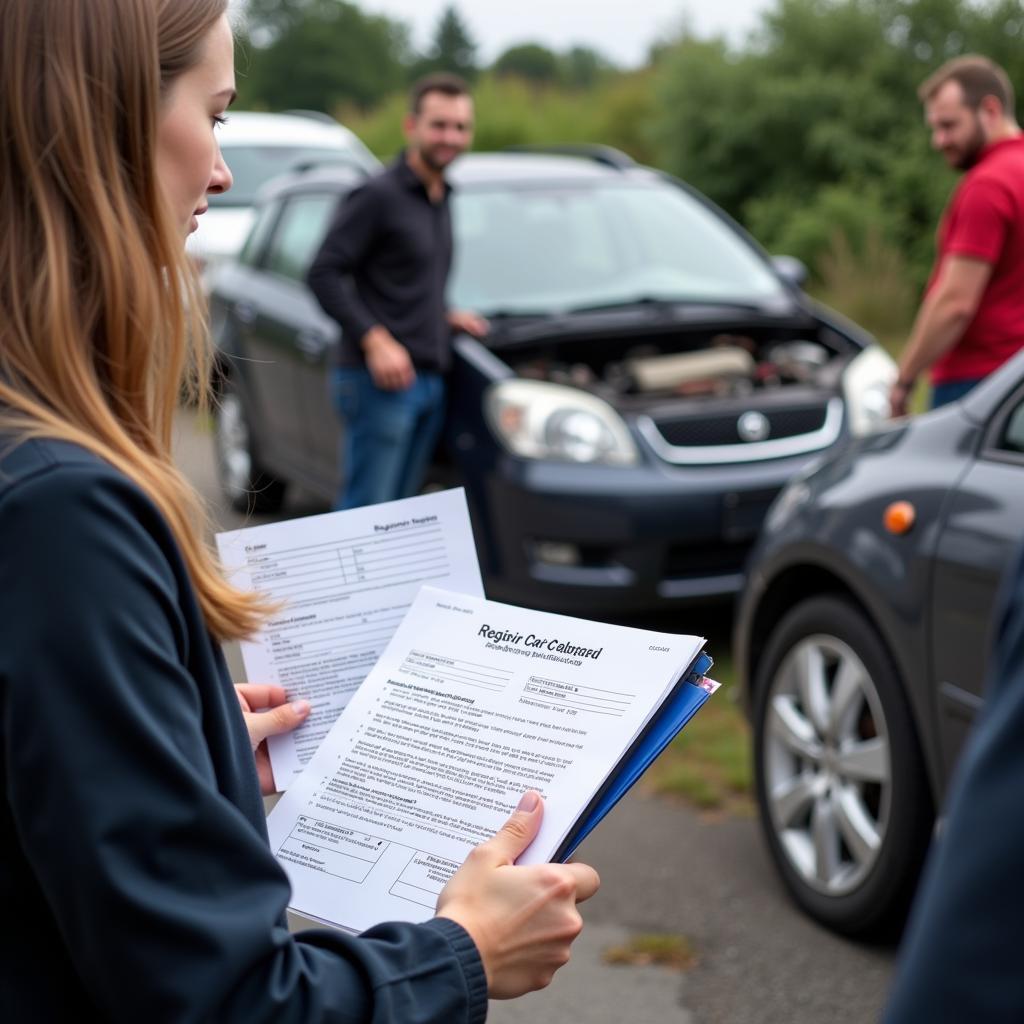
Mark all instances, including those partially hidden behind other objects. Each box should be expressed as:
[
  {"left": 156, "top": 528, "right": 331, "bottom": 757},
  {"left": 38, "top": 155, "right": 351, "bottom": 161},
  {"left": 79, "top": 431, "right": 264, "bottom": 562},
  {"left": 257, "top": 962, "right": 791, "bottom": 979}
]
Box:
[{"left": 187, "top": 110, "right": 379, "bottom": 276}]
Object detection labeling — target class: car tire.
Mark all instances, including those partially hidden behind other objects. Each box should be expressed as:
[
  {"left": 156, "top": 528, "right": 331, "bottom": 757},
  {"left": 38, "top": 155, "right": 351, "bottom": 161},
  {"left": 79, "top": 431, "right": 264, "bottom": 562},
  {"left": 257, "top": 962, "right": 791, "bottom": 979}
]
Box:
[
  {"left": 213, "top": 375, "right": 287, "bottom": 514},
  {"left": 752, "top": 595, "right": 933, "bottom": 938}
]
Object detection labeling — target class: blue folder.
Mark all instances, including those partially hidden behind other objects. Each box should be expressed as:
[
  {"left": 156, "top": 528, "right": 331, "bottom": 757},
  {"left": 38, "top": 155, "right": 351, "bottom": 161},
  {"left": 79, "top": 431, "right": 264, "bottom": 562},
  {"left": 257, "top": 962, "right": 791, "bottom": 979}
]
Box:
[{"left": 555, "top": 651, "right": 714, "bottom": 862}]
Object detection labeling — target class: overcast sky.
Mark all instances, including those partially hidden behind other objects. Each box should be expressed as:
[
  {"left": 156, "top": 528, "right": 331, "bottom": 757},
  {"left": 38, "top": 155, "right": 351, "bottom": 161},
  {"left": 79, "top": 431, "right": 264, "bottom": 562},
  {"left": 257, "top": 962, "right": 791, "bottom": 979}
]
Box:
[{"left": 357, "top": 0, "right": 775, "bottom": 67}]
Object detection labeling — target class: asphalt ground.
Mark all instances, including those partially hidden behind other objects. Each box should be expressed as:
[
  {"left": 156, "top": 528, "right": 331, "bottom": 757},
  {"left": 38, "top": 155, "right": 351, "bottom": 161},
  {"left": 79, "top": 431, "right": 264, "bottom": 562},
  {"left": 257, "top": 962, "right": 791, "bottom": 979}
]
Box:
[{"left": 173, "top": 408, "right": 896, "bottom": 1024}]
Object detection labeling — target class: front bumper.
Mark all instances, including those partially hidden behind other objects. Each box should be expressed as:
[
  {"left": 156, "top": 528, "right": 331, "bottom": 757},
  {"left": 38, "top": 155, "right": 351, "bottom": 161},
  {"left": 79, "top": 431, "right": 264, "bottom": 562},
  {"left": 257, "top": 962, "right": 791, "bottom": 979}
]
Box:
[{"left": 473, "top": 449, "right": 825, "bottom": 614}]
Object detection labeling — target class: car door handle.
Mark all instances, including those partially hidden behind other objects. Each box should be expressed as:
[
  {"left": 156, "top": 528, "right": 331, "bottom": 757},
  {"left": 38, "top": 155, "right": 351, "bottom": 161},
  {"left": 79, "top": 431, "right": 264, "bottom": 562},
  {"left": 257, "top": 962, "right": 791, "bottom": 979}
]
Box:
[
  {"left": 295, "top": 329, "right": 328, "bottom": 359},
  {"left": 234, "top": 301, "right": 256, "bottom": 325}
]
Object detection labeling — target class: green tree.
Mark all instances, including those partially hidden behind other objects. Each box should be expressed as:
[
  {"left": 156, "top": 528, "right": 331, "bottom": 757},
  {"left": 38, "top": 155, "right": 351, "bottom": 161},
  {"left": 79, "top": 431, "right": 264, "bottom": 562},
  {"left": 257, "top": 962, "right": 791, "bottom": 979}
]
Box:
[
  {"left": 238, "top": 0, "right": 308, "bottom": 42},
  {"left": 237, "top": 0, "right": 409, "bottom": 112},
  {"left": 493, "top": 43, "right": 561, "bottom": 84},
  {"left": 559, "top": 46, "right": 614, "bottom": 89},
  {"left": 412, "top": 5, "right": 479, "bottom": 82}
]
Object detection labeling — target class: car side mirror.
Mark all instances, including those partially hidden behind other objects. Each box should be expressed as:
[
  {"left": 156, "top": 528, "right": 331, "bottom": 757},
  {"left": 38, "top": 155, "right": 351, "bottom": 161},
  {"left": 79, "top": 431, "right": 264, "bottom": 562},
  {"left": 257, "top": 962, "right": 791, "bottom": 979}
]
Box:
[{"left": 771, "top": 255, "right": 809, "bottom": 290}]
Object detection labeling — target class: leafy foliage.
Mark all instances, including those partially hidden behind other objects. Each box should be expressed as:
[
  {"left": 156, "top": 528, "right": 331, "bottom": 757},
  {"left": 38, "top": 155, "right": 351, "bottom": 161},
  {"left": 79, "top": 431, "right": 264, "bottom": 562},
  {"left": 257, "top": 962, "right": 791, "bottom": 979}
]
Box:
[
  {"left": 560, "top": 46, "right": 616, "bottom": 90},
  {"left": 411, "top": 5, "right": 479, "bottom": 82},
  {"left": 236, "top": 0, "right": 409, "bottom": 111},
  {"left": 493, "top": 43, "right": 561, "bottom": 84},
  {"left": 650, "top": 0, "right": 1024, "bottom": 295}
]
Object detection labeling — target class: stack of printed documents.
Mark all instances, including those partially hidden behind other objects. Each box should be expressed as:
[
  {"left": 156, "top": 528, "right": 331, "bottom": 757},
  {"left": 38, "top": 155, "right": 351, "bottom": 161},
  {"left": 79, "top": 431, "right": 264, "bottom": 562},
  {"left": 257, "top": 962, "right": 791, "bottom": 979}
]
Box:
[{"left": 218, "top": 489, "right": 716, "bottom": 934}]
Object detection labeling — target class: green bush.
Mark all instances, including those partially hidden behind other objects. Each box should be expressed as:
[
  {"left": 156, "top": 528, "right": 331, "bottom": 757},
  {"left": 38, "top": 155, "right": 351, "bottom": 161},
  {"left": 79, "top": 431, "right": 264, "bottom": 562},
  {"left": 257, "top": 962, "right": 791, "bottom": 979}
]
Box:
[
  {"left": 338, "top": 71, "right": 658, "bottom": 164},
  {"left": 812, "top": 227, "right": 918, "bottom": 340}
]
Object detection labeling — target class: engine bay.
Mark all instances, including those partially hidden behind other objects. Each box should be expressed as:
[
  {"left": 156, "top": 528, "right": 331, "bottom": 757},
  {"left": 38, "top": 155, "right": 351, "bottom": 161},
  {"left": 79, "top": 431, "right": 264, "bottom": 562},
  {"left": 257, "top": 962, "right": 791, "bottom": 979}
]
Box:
[{"left": 506, "top": 327, "right": 852, "bottom": 411}]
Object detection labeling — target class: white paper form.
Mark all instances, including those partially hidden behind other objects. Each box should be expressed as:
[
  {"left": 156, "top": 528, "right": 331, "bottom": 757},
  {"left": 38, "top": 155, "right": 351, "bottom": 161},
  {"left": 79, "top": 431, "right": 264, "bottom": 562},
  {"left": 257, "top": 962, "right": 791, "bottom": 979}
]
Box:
[
  {"left": 216, "top": 490, "right": 484, "bottom": 788},
  {"left": 266, "top": 586, "right": 705, "bottom": 934}
]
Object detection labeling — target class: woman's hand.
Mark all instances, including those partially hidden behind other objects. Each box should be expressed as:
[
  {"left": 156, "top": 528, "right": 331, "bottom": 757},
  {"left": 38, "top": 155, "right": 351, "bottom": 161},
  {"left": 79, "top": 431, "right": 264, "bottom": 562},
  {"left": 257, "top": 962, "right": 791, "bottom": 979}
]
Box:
[
  {"left": 435, "top": 791, "right": 600, "bottom": 999},
  {"left": 234, "top": 684, "right": 310, "bottom": 795}
]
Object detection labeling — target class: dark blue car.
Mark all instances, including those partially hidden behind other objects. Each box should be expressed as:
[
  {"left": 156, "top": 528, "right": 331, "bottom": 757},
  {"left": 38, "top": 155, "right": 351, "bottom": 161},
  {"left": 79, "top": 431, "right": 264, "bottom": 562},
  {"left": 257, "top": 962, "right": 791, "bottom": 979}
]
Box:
[
  {"left": 208, "top": 149, "right": 896, "bottom": 613},
  {"left": 734, "top": 347, "right": 1024, "bottom": 937}
]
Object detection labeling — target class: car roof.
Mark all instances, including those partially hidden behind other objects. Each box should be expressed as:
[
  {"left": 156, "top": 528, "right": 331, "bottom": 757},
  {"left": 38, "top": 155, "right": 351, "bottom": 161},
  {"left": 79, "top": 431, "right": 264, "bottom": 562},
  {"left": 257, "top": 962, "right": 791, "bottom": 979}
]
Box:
[
  {"left": 449, "top": 152, "right": 648, "bottom": 185},
  {"left": 258, "top": 149, "right": 662, "bottom": 201},
  {"left": 217, "top": 110, "right": 370, "bottom": 151}
]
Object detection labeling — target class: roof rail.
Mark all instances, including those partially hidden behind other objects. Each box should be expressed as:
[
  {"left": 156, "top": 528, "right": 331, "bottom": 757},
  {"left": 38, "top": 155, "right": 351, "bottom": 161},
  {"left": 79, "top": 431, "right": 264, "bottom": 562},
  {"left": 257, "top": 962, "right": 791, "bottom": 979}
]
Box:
[
  {"left": 282, "top": 109, "right": 339, "bottom": 126},
  {"left": 288, "top": 154, "right": 368, "bottom": 174},
  {"left": 501, "top": 144, "right": 636, "bottom": 170}
]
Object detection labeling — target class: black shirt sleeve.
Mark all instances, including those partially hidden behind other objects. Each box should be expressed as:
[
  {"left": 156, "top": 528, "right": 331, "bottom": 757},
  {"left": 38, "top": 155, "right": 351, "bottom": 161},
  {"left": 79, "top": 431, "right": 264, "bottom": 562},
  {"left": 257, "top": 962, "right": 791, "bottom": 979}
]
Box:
[
  {"left": 307, "top": 184, "right": 383, "bottom": 346},
  {"left": 0, "top": 459, "right": 487, "bottom": 1024}
]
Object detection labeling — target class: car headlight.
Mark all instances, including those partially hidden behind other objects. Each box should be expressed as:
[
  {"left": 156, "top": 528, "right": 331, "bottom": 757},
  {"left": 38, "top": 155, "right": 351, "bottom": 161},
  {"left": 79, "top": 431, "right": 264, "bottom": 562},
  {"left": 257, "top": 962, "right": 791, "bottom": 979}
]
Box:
[
  {"left": 842, "top": 344, "right": 897, "bottom": 436},
  {"left": 485, "top": 379, "right": 639, "bottom": 466}
]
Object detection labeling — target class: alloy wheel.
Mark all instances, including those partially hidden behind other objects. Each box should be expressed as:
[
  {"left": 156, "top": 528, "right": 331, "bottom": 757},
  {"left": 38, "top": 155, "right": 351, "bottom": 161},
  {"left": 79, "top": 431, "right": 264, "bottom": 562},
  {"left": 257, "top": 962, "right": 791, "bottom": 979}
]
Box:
[{"left": 763, "top": 633, "right": 892, "bottom": 897}]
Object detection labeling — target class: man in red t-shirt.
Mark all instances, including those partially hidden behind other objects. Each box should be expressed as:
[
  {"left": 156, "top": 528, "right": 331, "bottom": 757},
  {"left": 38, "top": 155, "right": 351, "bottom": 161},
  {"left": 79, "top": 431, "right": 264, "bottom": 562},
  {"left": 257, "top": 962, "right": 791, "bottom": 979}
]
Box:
[{"left": 891, "top": 55, "right": 1024, "bottom": 416}]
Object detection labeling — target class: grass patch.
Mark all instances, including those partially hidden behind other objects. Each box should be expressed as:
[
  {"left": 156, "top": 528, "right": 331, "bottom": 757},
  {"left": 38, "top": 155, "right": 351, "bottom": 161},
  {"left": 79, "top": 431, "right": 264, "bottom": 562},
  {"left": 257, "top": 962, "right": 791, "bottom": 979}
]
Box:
[
  {"left": 642, "top": 649, "right": 754, "bottom": 814},
  {"left": 603, "top": 933, "right": 698, "bottom": 970}
]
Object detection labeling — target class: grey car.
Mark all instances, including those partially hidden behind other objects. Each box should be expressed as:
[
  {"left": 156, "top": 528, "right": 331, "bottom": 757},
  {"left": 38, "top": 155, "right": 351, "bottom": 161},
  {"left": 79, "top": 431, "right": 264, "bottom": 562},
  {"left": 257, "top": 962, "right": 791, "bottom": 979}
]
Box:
[{"left": 734, "top": 347, "right": 1024, "bottom": 937}]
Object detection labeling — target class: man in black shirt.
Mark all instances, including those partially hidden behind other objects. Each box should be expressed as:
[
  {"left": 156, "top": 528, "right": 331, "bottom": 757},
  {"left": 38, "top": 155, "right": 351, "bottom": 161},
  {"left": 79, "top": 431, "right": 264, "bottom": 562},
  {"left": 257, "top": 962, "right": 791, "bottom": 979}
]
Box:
[{"left": 308, "top": 74, "right": 487, "bottom": 509}]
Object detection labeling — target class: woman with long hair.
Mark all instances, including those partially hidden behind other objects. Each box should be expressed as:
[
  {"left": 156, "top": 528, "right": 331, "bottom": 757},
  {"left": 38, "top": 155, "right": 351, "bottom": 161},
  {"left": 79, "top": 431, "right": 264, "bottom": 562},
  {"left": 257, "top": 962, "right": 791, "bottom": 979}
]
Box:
[{"left": 0, "top": 1, "right": 598, "bottom": 1019}]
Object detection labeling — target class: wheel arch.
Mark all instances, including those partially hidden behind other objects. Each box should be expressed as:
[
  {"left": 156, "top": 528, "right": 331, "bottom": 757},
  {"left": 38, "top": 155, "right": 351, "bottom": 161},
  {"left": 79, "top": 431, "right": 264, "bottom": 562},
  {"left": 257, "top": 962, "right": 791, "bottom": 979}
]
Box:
[
  {"left": 210, "top": 361, "right": 288, "bottom": 514},
  {"left": 744, "top": 561, "right": 943, "bottom": 805},
  {"left": 745, "top": 563, "right": 868, "bottom": 698}
]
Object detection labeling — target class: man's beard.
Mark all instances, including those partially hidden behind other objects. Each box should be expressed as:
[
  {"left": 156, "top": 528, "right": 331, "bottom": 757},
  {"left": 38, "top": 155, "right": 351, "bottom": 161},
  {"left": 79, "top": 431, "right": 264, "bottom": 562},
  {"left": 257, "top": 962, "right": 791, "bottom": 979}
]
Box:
[
  {"left": 419, "top": 145, "right": 458, "bottom": 173},
  {"left": 948, "top": 118, "right": 987, "bottom": 170}
]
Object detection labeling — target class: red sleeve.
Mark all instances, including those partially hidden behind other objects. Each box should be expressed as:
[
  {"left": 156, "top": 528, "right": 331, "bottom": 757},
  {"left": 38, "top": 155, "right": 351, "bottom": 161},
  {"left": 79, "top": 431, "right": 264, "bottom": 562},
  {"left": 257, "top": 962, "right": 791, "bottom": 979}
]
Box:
[{"left": 944, "top": 177, "right": 1014, "bottom": 264}]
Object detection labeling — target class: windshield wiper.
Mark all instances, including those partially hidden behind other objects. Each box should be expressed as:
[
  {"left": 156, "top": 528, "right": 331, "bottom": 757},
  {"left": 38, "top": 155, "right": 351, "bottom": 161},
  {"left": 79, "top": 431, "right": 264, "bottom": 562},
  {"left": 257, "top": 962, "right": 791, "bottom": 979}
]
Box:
[
  {"left": 479, "top": 308, "right": 553, "bottom": 321},
  {"left": 564, "top": 296, "right": 769, "bottom": 315}
]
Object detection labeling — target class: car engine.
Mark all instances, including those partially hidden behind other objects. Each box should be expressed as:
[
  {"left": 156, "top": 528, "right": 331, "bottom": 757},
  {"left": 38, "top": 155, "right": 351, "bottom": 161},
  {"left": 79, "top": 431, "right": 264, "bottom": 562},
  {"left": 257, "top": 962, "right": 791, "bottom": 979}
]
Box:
[{"left": 513, "top": 334, "right": 841, "bottom": 403}]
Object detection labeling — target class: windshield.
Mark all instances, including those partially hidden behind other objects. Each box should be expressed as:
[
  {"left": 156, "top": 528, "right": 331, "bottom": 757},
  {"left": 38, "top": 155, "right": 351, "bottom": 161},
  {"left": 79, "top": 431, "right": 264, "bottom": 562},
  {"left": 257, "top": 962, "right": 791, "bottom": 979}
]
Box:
[
  {"left": 212, "top": 145, "right": 365, "bottom": 207},
  {"left": 449, "top": 182, "right": 786, "bottom": 315}
]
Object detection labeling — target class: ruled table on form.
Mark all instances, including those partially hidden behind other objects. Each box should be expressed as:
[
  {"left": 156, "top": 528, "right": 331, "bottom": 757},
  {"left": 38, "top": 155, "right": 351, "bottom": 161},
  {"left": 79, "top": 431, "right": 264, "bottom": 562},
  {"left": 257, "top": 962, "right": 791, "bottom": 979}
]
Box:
[{"left": 216, "top": 489, "right": 484, "bottom": 787}]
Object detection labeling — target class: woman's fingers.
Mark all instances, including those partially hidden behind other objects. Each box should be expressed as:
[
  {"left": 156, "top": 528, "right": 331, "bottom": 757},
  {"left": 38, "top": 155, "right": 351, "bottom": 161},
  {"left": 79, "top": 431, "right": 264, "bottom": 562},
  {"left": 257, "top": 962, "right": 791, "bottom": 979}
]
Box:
[
  {"left": 474, "top": 790, "right": 544, "bottom": 867},
  {"left": 563, "top": 862, "right": 601, "bottom": 903},
  {"left": 435, "top": 791, "right": 601, "bottom": 999},
  {"left": 235, "top": 683, "right": 287, "bottom": 711},
  {"left": 245, "top": 699, "right": 310, "bottom": 749}
]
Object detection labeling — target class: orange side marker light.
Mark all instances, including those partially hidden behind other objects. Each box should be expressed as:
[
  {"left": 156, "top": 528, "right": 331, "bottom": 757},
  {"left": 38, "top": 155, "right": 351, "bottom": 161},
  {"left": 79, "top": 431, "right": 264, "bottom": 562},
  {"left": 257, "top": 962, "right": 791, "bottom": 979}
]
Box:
[{"left": 884, "top": 500, "right": 916, "bottom": 535}]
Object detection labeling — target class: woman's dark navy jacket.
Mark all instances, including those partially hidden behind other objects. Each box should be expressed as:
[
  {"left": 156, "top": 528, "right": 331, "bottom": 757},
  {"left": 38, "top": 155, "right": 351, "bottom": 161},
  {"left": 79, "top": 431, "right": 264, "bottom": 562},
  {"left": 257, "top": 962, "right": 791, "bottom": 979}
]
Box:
[{"left": 0, "top": 437, "right": 487, "bottom": 1023}]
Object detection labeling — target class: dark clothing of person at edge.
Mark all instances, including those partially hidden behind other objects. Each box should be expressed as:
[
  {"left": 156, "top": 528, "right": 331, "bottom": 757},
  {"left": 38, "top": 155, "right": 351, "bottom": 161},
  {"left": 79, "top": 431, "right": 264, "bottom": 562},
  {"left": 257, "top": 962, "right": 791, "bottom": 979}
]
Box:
[
  {"left": 0, "top": 436, "right": 487, "bottom": 1023},
  {"left": 883, "top": 543, "right": 1024, "bottom": 1022},
  {"left": 0, "top": 16, "right": 592, "bottom": 1021}
]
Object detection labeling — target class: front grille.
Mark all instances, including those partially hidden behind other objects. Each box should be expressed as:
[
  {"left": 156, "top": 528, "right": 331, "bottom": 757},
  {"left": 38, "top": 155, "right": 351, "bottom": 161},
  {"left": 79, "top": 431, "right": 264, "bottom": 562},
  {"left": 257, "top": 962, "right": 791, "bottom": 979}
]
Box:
[{"left": 653, "top": 402, "right": 829, "bottom": 447}]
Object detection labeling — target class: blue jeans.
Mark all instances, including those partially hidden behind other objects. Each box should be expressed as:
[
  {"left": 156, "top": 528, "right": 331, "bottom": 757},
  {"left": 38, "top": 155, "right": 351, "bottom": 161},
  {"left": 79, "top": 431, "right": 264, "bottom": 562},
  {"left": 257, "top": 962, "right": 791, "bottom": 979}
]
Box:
[
  {"left": 931, "top": 378, "right": 982, "bottom": 409},
  {"left": 332, "top": 366, "right": 446, "bottom": 510}
]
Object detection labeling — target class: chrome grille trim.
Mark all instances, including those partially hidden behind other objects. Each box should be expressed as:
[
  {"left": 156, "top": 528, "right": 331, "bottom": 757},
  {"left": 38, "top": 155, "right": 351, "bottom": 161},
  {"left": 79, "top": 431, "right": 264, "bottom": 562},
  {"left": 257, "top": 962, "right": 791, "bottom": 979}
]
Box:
[{"left": 637, "top": 397, "right": 844, "bottom": 465}]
